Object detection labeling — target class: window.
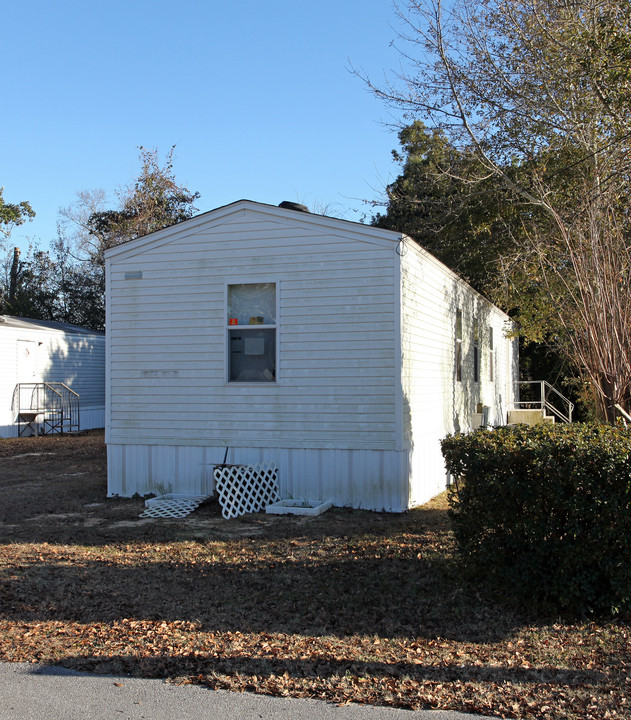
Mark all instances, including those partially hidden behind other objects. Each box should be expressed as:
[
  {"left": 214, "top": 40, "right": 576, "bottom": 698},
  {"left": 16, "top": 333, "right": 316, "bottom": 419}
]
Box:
[
  {"left": 489, "top": 326, "right": 494, "bottom": 382},
  {"left": 227, "top": 283, "right": 276, "bottom": 382},
  {"left": 455, "top": 309, "right": 462, "bottom": 382},
  {"left": 473, "top": 318, "right": 479, "bottom": 382}
]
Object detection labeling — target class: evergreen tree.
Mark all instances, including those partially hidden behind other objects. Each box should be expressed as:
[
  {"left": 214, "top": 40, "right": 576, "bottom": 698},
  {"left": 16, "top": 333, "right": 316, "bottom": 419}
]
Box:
[{"left": 364, "top": 0, "right": 631, "bottom": 420}]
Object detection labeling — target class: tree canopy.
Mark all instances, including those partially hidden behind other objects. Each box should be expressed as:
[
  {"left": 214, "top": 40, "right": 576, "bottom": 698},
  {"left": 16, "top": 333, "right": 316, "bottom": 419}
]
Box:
[
  {"left": 371, "top": 121, "right": 516, "bottom": 294},
  {"left": 0, "top": 188, "right": 35, "bottom": 314},
  {"left": 80, "top": 146, "right": 200, "bottom": 267},
  {"left": 2, "top": 146, "right": 199, "bottom": 329},
  {"left": 0, "top": 188, "right": 35, "bottom": 244},
  {"left": 365, "top": 0, "right": 631, "bottom": 420}
]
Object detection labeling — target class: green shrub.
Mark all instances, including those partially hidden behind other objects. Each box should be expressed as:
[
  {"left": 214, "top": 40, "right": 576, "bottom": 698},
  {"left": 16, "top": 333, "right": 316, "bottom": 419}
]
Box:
[{"left": 442, "top": 423, "right": 631, "bottom": 616}]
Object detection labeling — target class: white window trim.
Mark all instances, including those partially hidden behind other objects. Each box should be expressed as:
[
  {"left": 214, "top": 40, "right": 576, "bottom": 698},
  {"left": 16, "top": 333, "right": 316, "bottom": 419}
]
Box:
[
  {"left": 455, "top": 308, "right": 463, "bottom": 383},
  {"left": 224, "top": 279, "right": 280, "bottom": 385},
  {"left": 489, "top": 325, "right": 495, "bottom": 383},
  {"left": 473, "top": 317, "right": 480, "bottom": 383}
]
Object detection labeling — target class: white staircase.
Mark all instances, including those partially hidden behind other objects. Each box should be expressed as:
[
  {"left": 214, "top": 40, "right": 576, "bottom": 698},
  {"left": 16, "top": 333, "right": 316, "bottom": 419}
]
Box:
[{"left": 509, "top": 381, "right": 574, "bottom": 425}]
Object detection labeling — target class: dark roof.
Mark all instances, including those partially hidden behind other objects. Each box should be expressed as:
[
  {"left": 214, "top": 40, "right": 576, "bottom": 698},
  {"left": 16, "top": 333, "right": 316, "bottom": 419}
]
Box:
[{"left": 0, "top": 315, "right": 104, "bottom": 336}]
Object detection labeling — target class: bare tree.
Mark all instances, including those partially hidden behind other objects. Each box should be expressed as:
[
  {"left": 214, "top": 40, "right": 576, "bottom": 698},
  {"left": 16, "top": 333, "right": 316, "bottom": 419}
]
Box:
[
  {"left": 84, "top": 146, "right": 199, "bottom": 265},
  {"left": 58, "top": 147, "right": 200, "bottom": 329},
  {"left": 361, "top": 0, "right": 631, "bottom": 420},
  {"left": 59, "top": 188, "right": 108, "bottom": 265},
  {"left": 60, "top": 147, "right": 199, "bottom": 268}
]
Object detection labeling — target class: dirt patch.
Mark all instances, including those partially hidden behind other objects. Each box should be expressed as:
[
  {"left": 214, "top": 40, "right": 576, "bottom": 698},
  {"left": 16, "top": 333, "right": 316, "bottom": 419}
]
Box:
[
  {"left": 1, "top": 432, "right": 629, "bottom": 720},
  {"left": 0, "top": 432, "right": 415, "bottom": 545}
]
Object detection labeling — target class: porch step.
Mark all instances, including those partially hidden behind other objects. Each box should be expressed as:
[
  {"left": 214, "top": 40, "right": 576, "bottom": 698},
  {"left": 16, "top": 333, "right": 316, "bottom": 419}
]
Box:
[
  {"left": 507, "top": 409, "right": 555, "bottom": 426},
  {"left": 12, "top": 382, "right": 80, "bottom": 436}
]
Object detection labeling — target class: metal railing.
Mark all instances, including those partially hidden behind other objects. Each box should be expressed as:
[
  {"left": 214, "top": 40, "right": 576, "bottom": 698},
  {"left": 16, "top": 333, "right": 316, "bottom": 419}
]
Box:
[
  {"left": 513, "top": 380, "right": 574, "bottom": 423},
  {"left": 11, "top": 383, "right": 80, "bottom": 436}
]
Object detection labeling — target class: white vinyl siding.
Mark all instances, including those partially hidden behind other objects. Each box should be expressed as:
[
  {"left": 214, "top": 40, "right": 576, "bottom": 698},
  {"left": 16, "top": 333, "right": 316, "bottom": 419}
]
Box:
[
  {"left": 106, "top": 207, "right": 399, "bottom": 450},
  {"left": 400, "top": 238, "right": 515, "bottom": 506},
  {"left": 105, "top": 201, "right": 516, "bottom": 510},
  {"left": 0, "top": 323, "right": 105, "bottom": 437}
]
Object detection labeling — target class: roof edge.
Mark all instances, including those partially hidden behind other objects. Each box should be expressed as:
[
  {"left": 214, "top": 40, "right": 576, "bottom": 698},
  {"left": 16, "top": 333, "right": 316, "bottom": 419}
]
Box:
[
  {"left": 0, "top": 314, "right": 104, "bottom": 335},
  {"left": 104, "top": 199, "right": 403, "bottom": 260}
]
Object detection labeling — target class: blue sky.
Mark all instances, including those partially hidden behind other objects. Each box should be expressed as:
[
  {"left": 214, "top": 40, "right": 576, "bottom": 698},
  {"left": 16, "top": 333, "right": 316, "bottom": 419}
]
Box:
[{"left": 3, "top": 0, "right": 407, "bottom": 252}]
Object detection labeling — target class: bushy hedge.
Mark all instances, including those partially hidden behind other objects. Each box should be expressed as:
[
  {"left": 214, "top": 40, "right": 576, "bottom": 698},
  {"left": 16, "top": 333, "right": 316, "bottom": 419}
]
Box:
[{"left": 442, "top": 423, "right": 631, "bottom": 616}]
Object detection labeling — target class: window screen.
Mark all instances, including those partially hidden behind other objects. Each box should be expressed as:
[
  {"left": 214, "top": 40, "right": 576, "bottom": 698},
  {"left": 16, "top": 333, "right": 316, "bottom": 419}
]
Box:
[{"left": 227, "top": 283, "right": 276, "bottom": 382}]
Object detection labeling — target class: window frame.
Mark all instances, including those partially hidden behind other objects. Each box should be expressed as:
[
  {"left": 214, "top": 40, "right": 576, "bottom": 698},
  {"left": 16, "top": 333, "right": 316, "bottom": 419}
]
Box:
[
  {"left": 473, "top": 317, "right": 480, "bottom": 383},
  {"left": 224, "top": 280, "right": 279, "bottom": 384},
  {"left": 455, "top": 308, "right": 463, "bottom": 382},
  {"left": 488, "top": 325, "right": 494, "bottom": 382}
]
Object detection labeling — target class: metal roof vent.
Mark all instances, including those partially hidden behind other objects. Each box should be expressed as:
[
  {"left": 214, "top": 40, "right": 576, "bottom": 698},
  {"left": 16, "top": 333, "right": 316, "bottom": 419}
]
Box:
[{"left": 278, "top": 201, "right": 310, "bottom": 213}]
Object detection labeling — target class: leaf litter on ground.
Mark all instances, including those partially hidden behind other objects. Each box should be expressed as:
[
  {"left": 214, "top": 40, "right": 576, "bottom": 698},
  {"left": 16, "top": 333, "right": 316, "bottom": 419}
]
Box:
[{"left": 0, "top": 432, "right": 629, "bottom": 719}]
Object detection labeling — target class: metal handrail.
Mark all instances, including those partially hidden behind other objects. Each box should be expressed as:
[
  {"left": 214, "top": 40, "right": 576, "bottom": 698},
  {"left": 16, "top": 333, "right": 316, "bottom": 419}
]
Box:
[
  {"left": 514, "top": 380, "right": 574, "bottom": 423},
  {"left": 11, "top": 382, "right": 80, "bottom": 435}
]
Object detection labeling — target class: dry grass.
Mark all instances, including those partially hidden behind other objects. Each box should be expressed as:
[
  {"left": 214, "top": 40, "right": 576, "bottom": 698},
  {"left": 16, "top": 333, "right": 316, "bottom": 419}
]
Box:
[{"left": 0, "top": 432, "right": 629, "bottom": 718}]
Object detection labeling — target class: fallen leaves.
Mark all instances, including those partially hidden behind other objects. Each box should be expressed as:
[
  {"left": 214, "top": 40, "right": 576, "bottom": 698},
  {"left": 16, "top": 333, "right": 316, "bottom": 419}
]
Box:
[
  {"left": 0, "top": 580, "right": 628, "bottom": 719},
  {"left": 0, "top": 433, "right": 629, "bottom": 719}
]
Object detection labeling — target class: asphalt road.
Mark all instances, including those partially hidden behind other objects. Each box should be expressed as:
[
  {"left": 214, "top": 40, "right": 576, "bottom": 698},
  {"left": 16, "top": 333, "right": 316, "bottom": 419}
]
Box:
[{"left": 0, "top": 663, "right": 499, "bottom": 720}]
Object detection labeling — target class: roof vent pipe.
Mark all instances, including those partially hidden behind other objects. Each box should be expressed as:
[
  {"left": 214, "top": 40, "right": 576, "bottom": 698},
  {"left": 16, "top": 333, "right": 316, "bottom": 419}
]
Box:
[{"left": 278, "top": 201, "right": 310, "bottom": 213}]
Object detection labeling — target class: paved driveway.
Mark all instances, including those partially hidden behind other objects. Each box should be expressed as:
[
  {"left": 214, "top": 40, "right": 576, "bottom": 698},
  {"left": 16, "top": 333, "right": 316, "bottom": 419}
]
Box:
[{"left": 0, "top": 663, "right": 498, "bottom": 720}]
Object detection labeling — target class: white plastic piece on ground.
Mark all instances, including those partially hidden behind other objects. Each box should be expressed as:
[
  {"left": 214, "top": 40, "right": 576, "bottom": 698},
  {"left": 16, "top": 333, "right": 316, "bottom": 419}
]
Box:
[
  {"left": 139, "top": 494, "right": 211, "bottom": 519},
  {"left": 214, "top": 462, "right": 279, "bottom": 519},
  {"left": 265, "top": 498, "right": 333, "bottom": 516}
]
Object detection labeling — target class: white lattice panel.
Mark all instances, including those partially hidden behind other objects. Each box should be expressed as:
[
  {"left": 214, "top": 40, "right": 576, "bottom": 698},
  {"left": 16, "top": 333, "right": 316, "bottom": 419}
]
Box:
[
  {"left": 214, "top": 463, "right": 279, "bottom": 519},
  {"left": 139, "top": 494, "right": 211, "bottom": 519}
]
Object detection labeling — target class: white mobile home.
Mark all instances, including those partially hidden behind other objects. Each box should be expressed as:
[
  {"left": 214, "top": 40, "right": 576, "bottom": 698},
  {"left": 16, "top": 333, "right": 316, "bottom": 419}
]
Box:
[
  {"left": 105, "top": 200, "right": 517, "bottom": 511},
  {"left": 1, "top": 315, "right": 105, "bottom": 437}
]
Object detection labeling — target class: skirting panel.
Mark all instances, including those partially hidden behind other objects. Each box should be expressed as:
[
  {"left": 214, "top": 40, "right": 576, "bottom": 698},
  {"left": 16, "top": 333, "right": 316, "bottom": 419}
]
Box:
[
  {"left": 407, "top": 435, "right": 451, "bottom": 507},
  {"left": 79, "top": 406, "right": 105, "bottom": 432},
  {"left": 107, "top": 444, "right": 411, "bottom": 512},
  {"left": 0, "top": 423, "right": 15, "bottom": 439}
]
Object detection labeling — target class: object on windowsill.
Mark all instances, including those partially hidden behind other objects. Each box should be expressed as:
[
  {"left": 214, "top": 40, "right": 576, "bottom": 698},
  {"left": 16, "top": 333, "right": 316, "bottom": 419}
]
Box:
[
  {"left": 249, "top": 316, "right": 264, "bottom": 324},
  {"left": 229, "top": 318, "right": 238, "bottom": 325}
]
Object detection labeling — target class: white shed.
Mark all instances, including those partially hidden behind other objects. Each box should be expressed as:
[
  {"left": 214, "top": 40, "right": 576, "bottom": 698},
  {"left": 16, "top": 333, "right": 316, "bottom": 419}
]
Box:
[
  {"left": 105, "top": 200, "right": 517, "bottom": 511},
  {"left": 0, "top": 315, "right": 105, "bottom": 437}
]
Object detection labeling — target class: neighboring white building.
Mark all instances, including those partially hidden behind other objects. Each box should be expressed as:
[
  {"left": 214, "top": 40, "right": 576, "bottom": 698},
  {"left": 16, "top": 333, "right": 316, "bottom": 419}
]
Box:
[
  {"left": 0, "top": 315, "right": 105, "bottom": 437},
  {"left": 105, "top": 200, "right": 518, "bottom": 511}
]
